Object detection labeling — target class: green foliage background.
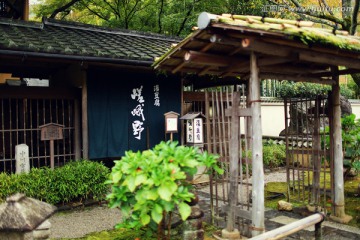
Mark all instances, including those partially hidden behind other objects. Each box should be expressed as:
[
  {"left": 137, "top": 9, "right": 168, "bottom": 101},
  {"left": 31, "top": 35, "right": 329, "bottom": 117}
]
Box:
[{"left": 32, "top": 0, "right": 267, "bottom": 37}]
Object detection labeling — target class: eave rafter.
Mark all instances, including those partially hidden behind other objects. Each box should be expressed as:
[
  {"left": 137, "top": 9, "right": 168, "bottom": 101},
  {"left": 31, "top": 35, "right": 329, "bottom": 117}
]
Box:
[{"left": 156, "top": 23, "right": 360, "bottom": 83}]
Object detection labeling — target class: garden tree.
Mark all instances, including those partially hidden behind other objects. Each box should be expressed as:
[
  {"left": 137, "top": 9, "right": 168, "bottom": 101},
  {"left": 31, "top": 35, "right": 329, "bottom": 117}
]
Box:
[{"left": 33, "top": 0, "right": 266, "bottom": 36}]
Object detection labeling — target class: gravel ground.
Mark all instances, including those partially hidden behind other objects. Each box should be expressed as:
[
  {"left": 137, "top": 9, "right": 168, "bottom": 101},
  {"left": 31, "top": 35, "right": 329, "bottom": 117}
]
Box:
[
  {"left": 47, "top": 170, "right": 288, "bottom": 239},
  {"left": 49, "top": 205, "right": 121, "bottom": 239},
  {"left": 47, "top": 169, "right": 360, "bottom": 239}
]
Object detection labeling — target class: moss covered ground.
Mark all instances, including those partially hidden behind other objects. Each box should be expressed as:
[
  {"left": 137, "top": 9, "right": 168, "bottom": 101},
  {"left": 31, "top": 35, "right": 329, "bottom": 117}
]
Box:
[{"left": 265, "top": 174, "right": 360, "bottom": 228}]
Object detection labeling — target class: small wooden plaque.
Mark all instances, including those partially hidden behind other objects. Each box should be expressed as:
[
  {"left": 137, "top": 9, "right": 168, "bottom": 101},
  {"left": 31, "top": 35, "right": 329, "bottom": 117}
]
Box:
[{"left": 39, "top": 123, "right": 64, "bottom": 141}]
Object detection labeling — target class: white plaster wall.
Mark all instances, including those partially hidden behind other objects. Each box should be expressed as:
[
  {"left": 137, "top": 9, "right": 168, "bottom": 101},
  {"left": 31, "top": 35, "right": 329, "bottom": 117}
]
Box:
[
  {"left": 261, "top": 102, "right": 285, "bottom": 137},
  {"left": 260, "top": 101, "right": 360, "bottom": 137},
  {"left": 351, "top": 103, "right": 360, "bottom": 119}
]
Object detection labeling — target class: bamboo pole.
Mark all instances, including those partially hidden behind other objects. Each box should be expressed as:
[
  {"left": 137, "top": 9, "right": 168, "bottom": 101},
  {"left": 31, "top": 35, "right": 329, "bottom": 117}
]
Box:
[
  {"left": 222, "top": 14, "right": 314, "bottom": 27},
  {"left": 246, "top": 83, "right": 252, "bottom": 149},
  {"left": 312, "top": 98, "right": 321, "bottom": 205},
  {"left": 249, "top": 213, "right": 325, "bottom": 240},
  {"left": 249, "top": 52, "right": 265, "bottom": 236}
]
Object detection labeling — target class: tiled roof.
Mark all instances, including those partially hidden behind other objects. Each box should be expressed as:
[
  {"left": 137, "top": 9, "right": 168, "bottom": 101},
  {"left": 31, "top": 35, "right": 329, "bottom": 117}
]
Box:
[{"left": 0, "top": 17, "right": 180, "bottom": 65}]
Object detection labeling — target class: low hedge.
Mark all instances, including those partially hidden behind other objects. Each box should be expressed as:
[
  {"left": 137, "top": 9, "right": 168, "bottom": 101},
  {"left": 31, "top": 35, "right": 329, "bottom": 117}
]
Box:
[
  {"left": 263, "top": 144, "right": 286, "bottom": 169},
  {"left": 0, "top": 160, "right": 110, "bottom": 205}
]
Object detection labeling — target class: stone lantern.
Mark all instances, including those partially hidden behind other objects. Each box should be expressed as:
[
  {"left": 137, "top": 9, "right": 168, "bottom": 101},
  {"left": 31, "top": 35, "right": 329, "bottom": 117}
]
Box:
[{"left": 0, "top": 193, "right": 57, "bottom": 240}]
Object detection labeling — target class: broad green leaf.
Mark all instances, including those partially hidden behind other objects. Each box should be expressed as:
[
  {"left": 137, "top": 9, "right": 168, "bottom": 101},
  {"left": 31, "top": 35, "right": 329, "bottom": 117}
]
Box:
[
  {"left": 182, "top": 159, "right": 199, "bottom": 168},
  {"left": 162, "top": 201, "right": 175, "bottom": 212},
  {"left": 158, "top": 181, "right": 177, "bottom": 201},
  {"left": 140, "top": 213, "right": 151, "bottom": 225},
  {"left": 123, "top": 175, "right": 136, "bottom": 192},
  {"left": 154, "top": 203, "right": 163, "bottom": 213},
  {"left": 151, "top": 208, "right": 163, "bottom": 224},
  {"left": 135, "top": 174, "right": 147, "bottom": 186},
  {"left": 138, "top": 189, "right": 159, "bottom": 201},
  {"left": 112, "top": 171, "right": 122, "bottom": 184},
  {"left": 178, "top": 202, "right": 191, "bottom": 221},
  {"left": 121, "top": 205, "right": 131, "bottom": 217}
]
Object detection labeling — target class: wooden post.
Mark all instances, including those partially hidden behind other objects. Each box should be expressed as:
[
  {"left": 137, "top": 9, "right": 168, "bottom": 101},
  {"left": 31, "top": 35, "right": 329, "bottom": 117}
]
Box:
[
  {"left": 249, "top": 52, "right": 265, "bottom": 236},
  {"left": 50, "top": 140, "right": 54, "bottom": 169},
  {"left": 23, "top": 0, "right": 29, "bottom": 21},
  {"left": 74, "top": 100, "right": 81, "bottom": 160},
  {"left": 329, "top": 67, "right": 352, "bottom": 223},
  {"left": 227, "top": 92, "right": 240, "bottom": 231},
  {"left": 82, "top": 77, "right": 89, "bottom": 159}
]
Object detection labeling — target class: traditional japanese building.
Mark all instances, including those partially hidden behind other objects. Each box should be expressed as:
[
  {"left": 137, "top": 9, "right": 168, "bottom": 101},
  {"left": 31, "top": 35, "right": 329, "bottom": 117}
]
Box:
[{"left": 0, "top": 16, "right": 181, "bottom": 172}]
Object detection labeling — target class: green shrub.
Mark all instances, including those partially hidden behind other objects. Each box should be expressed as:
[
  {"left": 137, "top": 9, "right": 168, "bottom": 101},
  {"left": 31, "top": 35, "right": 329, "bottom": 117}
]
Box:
[
  {"left": 0, "top": 160, "right": 109, "bottom": 205},
  {"left": 278, "top": 81, "right": 330, "bottom": 98},
  {"left": 263, "top": 144, "right": 286, "bottom": 169},
  {"left": 106, "top": 141, "right": 223, "bottom": 233}
]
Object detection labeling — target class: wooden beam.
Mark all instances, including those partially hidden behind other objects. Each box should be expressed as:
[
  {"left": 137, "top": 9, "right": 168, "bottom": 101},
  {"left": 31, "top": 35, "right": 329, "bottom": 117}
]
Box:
[
  {"left": 198, "top": 66, "right": 213, "bottom": 76},
  {"left": 257, "top": 57, "right": 294, "bottom": 67},
  {"left": 220, "top": 61, "right": 249, "bottom": 78},
  {"left": 300, "top": 51, "right": 360, "bottom": 70},
  {"left": 311, "top": 68, "right": 360, "bottom": 77},
  {"left": 172, "top": 61, "right": 187, "bottom": 74},
  {"left": 238, "top": 38, "right": 360, "bottom": 70},
  {"left": 241, "top": 38, "right": 293, "bottom": 57},
  {"left": 261, "top": 65, "right": 322, "bottom": 75},
  {"left": 260, "top": 73, "right": 335, "bottom": 85},
  {"left": 184, "top": 50, "right": 246, "bottom": 67}
]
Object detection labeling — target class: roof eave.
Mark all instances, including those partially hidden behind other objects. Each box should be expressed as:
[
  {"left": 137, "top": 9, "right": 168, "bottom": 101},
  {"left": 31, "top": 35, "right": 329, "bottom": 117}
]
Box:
[{"left": 0, "top": 49, "right": 154, "bottom": 67}]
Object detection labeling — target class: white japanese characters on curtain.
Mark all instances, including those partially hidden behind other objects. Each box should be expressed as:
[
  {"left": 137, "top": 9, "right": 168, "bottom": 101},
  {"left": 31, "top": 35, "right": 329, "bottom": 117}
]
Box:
[
  {"left": 131, "top": 85, "right": 145, "bottom": 140},
  {"left": 154, "top": 84, "right": 160, "bottom": 106}
]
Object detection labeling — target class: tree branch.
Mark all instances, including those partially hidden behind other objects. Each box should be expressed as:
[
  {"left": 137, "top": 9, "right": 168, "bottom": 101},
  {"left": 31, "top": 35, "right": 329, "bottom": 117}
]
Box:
[
  {"left": 350, "top": 0, "right": 360, "bottom": 35},
  {"left": 176, "top": 7, "right": 192, "bottom": 36},
  {"left": 80, "top": 1, "right": 110, "bottom": 22},
  {"left": 50, "top": 0, "right": 82, "bottom": 19},
  {"left": 268, "top": 0, "right": 347, "bottom": 30},
  {"left": 158, "top": 0, "right": 164, "bottom": 33}
]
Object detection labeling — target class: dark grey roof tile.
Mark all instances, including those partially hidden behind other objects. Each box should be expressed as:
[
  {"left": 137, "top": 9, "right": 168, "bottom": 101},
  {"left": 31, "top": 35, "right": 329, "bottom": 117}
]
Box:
[{"left": 0, "top": 17, "right": 180, "bottom": 64}]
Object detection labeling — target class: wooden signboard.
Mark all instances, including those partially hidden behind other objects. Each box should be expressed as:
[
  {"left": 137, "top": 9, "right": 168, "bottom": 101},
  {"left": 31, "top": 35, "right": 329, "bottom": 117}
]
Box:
[
  {"left": 40, "top": 123, "right": 64, "bottom": 141},
  {"left": 39, "top": 123, "right": 64, "bottom": 169},
  {"left": 164, "top": 111, "right": 179, "bottom": 141}
]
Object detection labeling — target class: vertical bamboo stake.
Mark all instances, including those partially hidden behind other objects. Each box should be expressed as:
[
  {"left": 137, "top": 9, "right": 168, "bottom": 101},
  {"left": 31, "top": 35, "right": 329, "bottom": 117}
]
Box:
[
  {"left": 330, "top": 67, "right": 351, "bottom": 222},
  {"left": 246, "top": 83, "right": 252, "bottom": 149},
  {"left": 205, "top": 91, "right": 215, "bottom": 224},
  {"left": 211, "top": 91, "right": 219, "bottom": 223},
  {"left": 250, "top": 52, "right": 265, "bottom": 236},
  {"left": 312, "top": 98, "right": 321, "bottom": 205}
]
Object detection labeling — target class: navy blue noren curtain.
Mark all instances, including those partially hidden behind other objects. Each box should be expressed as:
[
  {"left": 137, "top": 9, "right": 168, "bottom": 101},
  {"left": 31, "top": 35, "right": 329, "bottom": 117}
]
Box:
[{"left": 87, "top": 69, "right": 181, "bottom": 159}]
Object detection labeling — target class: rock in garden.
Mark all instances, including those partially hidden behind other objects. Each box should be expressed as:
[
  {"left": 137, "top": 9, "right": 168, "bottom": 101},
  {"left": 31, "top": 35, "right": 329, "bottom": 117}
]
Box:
[{"left": 277, "top": 200, "right": 293, "bottom": 211}]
